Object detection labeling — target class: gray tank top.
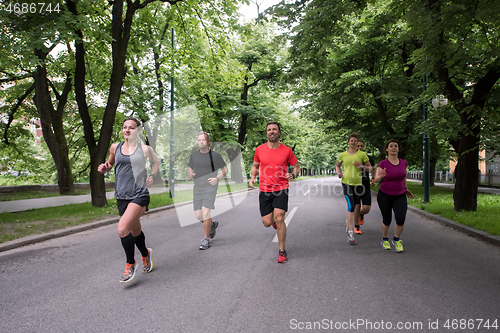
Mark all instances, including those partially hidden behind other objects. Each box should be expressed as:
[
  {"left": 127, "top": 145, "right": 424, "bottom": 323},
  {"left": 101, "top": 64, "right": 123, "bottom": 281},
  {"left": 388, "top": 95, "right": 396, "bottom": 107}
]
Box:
[{"left": 114, "top": 142, "right": 149, "bottom": 200}]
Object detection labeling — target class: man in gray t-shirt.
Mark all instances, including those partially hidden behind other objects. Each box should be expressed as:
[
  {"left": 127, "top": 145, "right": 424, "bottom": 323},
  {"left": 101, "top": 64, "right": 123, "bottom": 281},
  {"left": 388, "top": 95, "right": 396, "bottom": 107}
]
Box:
[{"left": 187, "top": 131, "right": 228, "bottom": 250}]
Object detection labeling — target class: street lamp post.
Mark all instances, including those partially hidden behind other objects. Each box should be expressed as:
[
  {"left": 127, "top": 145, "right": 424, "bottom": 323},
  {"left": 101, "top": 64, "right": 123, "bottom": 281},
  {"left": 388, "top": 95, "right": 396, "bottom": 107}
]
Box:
[
  {"left": 423, "top": 85, "right": 449, "bottom": 204},
  {"left": 169, "top": 27, "right": 175, "bottom": 198},
  {"left": 423, "top": 74, "right": 430, "bottom": 203}
]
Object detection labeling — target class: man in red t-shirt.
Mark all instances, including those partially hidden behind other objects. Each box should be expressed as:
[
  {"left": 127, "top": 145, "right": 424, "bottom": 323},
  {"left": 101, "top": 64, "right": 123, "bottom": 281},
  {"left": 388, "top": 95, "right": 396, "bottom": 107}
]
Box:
[{"left": 250, "top": 122, "right": 300, "bottom": 263}]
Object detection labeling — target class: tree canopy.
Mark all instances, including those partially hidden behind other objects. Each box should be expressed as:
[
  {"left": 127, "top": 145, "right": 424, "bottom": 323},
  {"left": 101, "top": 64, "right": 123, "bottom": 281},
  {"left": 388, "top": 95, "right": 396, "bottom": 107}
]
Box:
[{"left": 1, "top": 0, "right": 499, "bottom": 212}]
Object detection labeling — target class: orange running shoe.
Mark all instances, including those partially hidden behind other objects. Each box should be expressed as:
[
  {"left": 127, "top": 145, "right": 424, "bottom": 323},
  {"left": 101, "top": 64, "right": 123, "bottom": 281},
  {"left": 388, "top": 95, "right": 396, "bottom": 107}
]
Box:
[
  {"left": 120, "top": 261, "right": 136, "bottom": 283},
  {"left": 359, "top": 214, "right": 365, "bottom": 225},
  {"left": 354, "top": 226, "right": 362, "bottom": 234}
]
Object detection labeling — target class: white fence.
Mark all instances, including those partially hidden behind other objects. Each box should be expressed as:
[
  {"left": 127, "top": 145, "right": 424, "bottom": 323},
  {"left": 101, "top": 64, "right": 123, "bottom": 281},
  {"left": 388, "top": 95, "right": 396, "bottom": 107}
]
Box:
[
  {"left": 407, "top": 171, "right": 454, "bottom": 183},
  {"left": 407, "top": 170, "right": 500, "bottom": 186}
]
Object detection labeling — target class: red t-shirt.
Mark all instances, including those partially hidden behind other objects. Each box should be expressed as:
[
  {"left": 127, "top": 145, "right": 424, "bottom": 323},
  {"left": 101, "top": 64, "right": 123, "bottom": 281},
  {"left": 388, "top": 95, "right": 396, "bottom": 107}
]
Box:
[{"left": 254, "top": 143, "right": 298, "bottom": 192}]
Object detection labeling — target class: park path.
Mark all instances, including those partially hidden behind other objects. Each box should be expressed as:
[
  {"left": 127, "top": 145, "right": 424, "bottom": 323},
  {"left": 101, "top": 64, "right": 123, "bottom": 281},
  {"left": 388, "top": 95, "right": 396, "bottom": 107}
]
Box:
[{"left": 0, "top": 184, "right": 193, "bottom": 213}]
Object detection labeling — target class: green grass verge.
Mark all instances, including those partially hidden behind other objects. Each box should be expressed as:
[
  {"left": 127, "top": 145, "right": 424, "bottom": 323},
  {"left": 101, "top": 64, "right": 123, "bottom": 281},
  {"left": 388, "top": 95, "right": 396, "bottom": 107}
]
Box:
[
  {"left": 0, "top": 192, "right": 174, "bottom": 244},
  {"left": 0, "top": 189, "right": 108, "bottom": 202},
  {"left": 402, "top": 183, "right": 500, "bottom": 236},
  {"left": 0, "top": 182, "right": 252, "bottom": 244}
]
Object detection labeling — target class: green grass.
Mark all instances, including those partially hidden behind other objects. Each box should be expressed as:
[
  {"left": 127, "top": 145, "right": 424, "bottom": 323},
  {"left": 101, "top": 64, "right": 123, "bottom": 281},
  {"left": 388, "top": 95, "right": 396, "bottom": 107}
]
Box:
[
  {"left": 0, "top": 182, "right": 252, "bottom": 244},
  {"left": 0, "top": 192, "right": 174, "bottom": 244},
  {"left": 0, "top": 176, "right": 9, "bottom": 186},
  {"left": 0, "top": 189, "right": 105, "bottom": 202},
  {"left": 402, "top": 183, "right": 500, "bottom": 236}
]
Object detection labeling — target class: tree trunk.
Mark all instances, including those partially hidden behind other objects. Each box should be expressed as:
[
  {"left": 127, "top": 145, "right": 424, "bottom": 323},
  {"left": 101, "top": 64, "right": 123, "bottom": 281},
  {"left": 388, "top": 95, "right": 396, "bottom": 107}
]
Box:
[
  {"left": 227, "top": 147, "right": 243, "bottom": 183},
  {"left": 238, "top": 113, "right": 248, "bottom": 146},
  {"left": 67, "top": 0, "right": 108, "bottom": 206},
  {"left": 33, "top": 48, "right": 75, "bottom": 195},
  {"left": 429, "top": 134, "right": 439, "bottom": 187},
  {"left": 453, "top": 146, "right": 479, "bottom": 212},
  {"left": 452, "top": 110, "right": 480, "bottom": 212},
  {"left": 68, "top": 0, "right": 141, "bottom": 206}
]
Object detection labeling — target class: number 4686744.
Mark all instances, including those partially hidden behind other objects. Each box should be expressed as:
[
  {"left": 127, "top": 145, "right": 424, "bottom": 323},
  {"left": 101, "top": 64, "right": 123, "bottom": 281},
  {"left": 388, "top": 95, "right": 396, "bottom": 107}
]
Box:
[
  {"left": 4, "top": 3, "right": 61, "bottom": 14},
  {"left": 443, "top": 319, "right": 498, "bottom": 330}
]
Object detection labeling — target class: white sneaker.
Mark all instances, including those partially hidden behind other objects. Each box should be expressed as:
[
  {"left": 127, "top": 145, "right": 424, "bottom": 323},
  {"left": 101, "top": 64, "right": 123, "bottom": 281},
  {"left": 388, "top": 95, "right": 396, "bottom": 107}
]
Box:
[{"left": 348, "top": 231, "right": 355, "bottom": 243}]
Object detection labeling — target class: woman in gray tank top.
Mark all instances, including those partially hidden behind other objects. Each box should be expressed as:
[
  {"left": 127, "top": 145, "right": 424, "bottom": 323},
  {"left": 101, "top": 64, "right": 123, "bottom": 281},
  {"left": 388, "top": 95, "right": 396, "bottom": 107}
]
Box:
[{"left": 98, "top": 117, "right": 160, "bottom": 283}]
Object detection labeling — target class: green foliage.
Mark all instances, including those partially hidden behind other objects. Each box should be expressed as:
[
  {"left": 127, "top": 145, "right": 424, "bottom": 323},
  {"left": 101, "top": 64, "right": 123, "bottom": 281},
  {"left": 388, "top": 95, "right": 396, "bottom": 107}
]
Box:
[
  {"left": 277, "top": 0, "right": 500, "bottom": 172},
  {"left": 2, "top": 0, "right": 497, "bottom": 211},
  {"left": 283, "top": 1, "right": 424, "bottom": 164}
]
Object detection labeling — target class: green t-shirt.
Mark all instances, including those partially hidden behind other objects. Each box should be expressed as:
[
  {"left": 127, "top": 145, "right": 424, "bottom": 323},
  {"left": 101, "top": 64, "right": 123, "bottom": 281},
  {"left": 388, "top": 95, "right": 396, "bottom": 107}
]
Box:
[{"left": 338, "top": 150, "right": 369, "bottom": 186}]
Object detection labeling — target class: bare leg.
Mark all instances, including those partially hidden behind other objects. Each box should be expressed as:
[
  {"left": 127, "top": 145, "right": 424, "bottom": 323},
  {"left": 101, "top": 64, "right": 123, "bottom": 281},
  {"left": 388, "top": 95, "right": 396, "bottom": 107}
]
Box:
[
  {"left": 118, "top": 203, "right": 147, "bottom": 238},
  {"left": 354, "top": 204, "right": 361, "bottom": 226},
  {"left": 274, "top": 208, "right": 287, "bottom": 250},
  {"left": 346, "top": 211, "right": 354, "bottom": 232},
  {"left": 381, "top": 223, "right": 390, "bottom": 238},
  {"left": 202, "top": 206, "right": 212, "bottom": 239},
  {"left": 360, "top": 205, "right": 371, "bottom": 215},
  {"left": 394, "top": 224, "right": 404, "bottom": 238}
]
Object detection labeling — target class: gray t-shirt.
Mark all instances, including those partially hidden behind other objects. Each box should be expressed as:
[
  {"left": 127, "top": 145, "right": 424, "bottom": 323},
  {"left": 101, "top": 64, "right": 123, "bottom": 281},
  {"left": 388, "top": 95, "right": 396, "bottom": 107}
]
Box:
[
  {"left": 188, "top": 149, "right": 226, "bottom": 188},
  {"left": 114, "top": 142, "right": 150, "bottom": 200}
]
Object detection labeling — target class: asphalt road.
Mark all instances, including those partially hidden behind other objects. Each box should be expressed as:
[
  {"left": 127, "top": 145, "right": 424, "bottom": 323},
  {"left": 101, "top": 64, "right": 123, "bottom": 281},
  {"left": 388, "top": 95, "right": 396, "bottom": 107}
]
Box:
[{"left": 1, "top": 177, "right": 499, "bottom": 333}]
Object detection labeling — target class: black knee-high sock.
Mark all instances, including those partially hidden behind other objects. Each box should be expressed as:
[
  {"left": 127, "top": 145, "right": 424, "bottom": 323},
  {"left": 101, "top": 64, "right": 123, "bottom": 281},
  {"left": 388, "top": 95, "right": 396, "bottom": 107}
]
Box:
[
  {"left": 134, "top": 231, "right": 149, "bottom": 257},
  {"left": 120, "top": 233, "right": 135, "bottom": 265}
]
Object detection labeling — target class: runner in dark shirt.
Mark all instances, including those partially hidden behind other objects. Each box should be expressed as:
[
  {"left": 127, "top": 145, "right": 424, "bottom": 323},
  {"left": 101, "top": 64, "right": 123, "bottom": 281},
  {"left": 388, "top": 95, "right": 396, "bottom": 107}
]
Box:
[
  {"left": 187, "top": 131, "right": 228, "bottom": 250},
  {"left": 353, "top": 140, "right": 375, "bottom": 235}
]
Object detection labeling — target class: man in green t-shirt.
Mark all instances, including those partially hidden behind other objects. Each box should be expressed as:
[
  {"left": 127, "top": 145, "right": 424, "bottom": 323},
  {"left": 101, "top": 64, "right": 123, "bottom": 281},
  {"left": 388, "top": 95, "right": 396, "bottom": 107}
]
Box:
[{"left": 336, "top": 133, "right": 372, "bottom": 243}]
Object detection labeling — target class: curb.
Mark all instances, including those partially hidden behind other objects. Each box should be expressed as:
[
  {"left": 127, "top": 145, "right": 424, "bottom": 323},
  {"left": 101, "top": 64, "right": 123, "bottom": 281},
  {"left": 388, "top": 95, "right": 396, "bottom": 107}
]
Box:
[
  {"left": 0, "top": 187, "right": 256, "bottom": 253},
  {"left": 407, "top": 206, "right": 500, "bottom": 247}
]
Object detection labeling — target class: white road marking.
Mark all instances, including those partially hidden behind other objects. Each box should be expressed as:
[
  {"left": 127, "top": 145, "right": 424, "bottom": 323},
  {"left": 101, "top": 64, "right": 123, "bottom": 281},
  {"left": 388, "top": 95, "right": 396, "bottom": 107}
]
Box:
[
  {"left": 272, "top": 206, "right": 298, "bottom": 243},
  {"left": 303, "top": 184, "right": 319, "bottom": 197}
]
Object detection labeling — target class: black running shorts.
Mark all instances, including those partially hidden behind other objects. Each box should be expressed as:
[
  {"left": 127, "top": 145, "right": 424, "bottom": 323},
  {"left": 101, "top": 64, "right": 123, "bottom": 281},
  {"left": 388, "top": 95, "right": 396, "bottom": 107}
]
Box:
[
  {"left": 117, "top": 196, "right": 150, "bottom": 216},
  {"left": 342, "top": 183, "right": 364, "bottom": 213},
  {"left": 259, "top": 189, "right": 289, "bottom": 217}
]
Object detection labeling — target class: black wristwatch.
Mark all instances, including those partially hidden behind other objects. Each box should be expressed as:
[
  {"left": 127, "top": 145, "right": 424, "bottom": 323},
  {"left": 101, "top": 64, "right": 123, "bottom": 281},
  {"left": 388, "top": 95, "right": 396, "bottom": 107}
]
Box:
[
  {"left": 292, "top": 174, "right": 297, "bottom": 179},
  {"left": 149, "top": 174, "right": 156, "bottom": 178}
]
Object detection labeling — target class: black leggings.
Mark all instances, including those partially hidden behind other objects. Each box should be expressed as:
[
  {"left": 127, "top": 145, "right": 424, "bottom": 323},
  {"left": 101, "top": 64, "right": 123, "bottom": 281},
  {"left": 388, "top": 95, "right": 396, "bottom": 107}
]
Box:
[{"left": 377, "top": 190, "right": 407, "bottom": 226}]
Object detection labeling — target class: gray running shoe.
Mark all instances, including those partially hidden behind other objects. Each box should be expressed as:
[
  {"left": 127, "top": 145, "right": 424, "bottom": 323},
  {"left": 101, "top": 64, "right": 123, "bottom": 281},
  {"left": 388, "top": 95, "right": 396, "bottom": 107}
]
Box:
[
  {"left": 199, "top": 238, "right": 210, "bottom": 250},
  {"left": 348, "top": 231, "right": 355, "bottom": 243},
  {"left": 209, "top": 221, "right": 219, "bottom": 239},
  {"left": 142, "top": 248, "right": 153, "bottom": 273},
  {"left": 120, "top": 262, "right": 136, "bottom": 283}
]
